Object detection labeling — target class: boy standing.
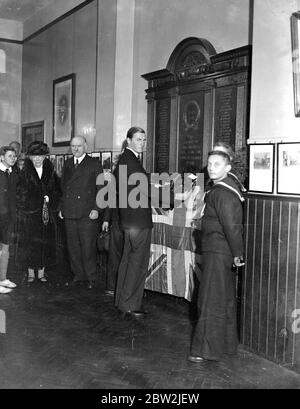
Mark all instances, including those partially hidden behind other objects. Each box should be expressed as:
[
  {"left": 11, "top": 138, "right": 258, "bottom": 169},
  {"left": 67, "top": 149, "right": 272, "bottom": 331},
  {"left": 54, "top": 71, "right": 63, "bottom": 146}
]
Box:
[
  {"left": 0, "top": 146, "right": 18, "bottom": 294},
  {"left": 189, "top": 150, "right": 245, "bottom": 362}
]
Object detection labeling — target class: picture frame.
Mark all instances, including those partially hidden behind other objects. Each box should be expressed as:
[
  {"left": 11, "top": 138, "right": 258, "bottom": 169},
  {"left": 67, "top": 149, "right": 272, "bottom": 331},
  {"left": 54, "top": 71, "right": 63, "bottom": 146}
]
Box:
[
  {"left": 56, "top": 154, "right": 65, "bottom": 178},
  {"left": 91, "top": 152, "right": 101, "bottom": 160},
  {"left": 277, "top": 142, "right": 300, "bottom": 195},
  {"left": 49, "top": 155, "right": 56, "bottom": 167},
  {"left": 101, "top": 151, "right": 112, "bottom": 170},
  {"left": 248, "top": 144, "right": 275, "bottom": 194},
  {"left": 52, "top": 73, "right": 75, "bottom": 146},
  {"left": 21, "top": 121, "right": 44, "bottom": 153},
  {"left": 291, "top": 12, "right": 300, "bottom": 117}
]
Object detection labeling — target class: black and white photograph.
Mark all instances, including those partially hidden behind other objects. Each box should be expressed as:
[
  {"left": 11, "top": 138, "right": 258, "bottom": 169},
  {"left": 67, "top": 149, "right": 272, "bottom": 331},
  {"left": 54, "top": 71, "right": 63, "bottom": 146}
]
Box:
[
  {"left": 1, "top": 0, "right": 300, "bottom": 393},
  {"left": 21, "top": 121, "right": 44, "bottom": 153},
  {"left": 53, "top": 73, "right": 75, "bottom": 146},
  {"left": 55, "top": 154, "right": 65, "bottom": 177},
  {"left": 248, "top": 144, "right": 275, "bottom": 193},
  {"left": 101, "top": 151, "right": 112, "bottom": 170},
  {"left": 277, "top": 142, "right": 300, "bottom": 195}
]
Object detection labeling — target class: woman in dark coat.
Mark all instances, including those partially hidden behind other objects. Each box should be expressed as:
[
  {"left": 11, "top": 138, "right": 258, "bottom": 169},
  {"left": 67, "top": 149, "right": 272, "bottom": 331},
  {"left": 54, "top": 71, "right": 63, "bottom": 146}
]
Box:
[{"left": 15, "top": 141, "right": 61, "bottom": 282}]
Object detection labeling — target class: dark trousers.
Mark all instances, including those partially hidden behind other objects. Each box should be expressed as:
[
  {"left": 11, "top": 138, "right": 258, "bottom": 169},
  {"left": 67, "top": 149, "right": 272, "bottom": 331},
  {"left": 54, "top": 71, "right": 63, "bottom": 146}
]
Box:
[
  {"left": 115, "top": 227, "right": 152, "bottom": 312},
  {"left": 191, "top": 252, "right": 238, "bottom": 361},
  {"left": 64, "top": 217, "right": 99, "bottom": 282},
  {"left": 106, "top": 221, "right": 124, "bottom": 291}
]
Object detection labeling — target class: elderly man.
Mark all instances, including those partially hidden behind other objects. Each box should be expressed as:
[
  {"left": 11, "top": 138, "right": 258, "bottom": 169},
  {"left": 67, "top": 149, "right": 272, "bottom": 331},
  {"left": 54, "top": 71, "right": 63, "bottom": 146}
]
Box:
[{"left": 59, "top": 136, "right": 103, "bottom": 289}]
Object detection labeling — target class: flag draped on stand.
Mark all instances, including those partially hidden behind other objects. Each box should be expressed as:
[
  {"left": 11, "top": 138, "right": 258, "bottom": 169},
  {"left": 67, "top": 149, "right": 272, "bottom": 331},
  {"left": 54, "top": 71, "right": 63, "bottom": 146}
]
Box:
[{"left": 146, "top": 198, "right": 203, "bottom": 301}]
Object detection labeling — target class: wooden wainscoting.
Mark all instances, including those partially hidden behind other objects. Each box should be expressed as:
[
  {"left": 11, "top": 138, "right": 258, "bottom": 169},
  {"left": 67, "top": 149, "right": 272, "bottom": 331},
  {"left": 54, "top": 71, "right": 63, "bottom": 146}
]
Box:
[{"left": 241, "top": 194, "right": 300, "bottom": 368}]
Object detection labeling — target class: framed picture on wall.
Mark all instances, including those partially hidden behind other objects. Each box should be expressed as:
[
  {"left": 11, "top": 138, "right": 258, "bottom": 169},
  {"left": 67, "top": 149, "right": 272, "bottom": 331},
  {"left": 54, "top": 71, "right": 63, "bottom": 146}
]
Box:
[
  {"left": 52, "top": 73, "right": 75, "bottom": 146},
  {"left": 56, "top": 155, "right": 65, "bottom": 177},
  {"left": 101, "top": 151, "right": 112, "bottom": 171},
  {"left": 49, "top": 155, "right": 56, "bottom": 167},
  {"left": 91, "top": 152, "right": 101, "bottom": 160},
  {"left": 291, "top": 12, "right": 300, "bottom": 117},
  {"left": 21, "top": 121, "right": 44, "bottom": 153},
  {"left": 277, "top": 142, "right": 300, "bottom": 195},
  {"left": 248, "top": 143, "right": 275, "bottom": 194}
]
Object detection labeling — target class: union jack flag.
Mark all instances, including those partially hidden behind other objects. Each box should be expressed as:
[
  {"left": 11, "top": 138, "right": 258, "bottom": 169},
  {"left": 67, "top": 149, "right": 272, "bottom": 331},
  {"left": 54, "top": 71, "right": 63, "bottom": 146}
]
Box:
[{"left": 145, "top": 204, "right": 202, "bottom": 301}]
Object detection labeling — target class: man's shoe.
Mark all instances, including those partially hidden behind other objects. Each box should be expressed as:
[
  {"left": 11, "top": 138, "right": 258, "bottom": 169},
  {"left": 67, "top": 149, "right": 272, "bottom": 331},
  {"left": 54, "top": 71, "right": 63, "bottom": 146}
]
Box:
[
  {"left": 104, "top": 289, "right": 114, "bottom": 295},
  {"left": 87, "top": 281, "right": 96, "bottom": 289},
  {"left": 188, "top": 355, "right": 205, "bottom": 363},
  {"left": 129, "top": 310, "right": 147, "bottom": 318},
  {"left": 0, "top": 279, "right": 17, "bottom": 289},
  {"left": 0, "top": 285, "right": 13, "bottom": 294},
  {"left": 68, "top": 279, "right": 85, "bottom": 287}
]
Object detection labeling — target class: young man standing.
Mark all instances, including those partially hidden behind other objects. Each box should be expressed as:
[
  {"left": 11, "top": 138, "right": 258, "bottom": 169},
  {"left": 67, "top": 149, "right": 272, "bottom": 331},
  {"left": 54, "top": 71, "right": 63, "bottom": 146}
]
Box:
[
  {"left": 114, "top": 127, "right": 152, "bottom": 318},
  {"left": 0, "top": 146, "right": 18, "bottom": 294},
  {"left": 189, "top": 150, "right": 245, "bottom": 362}
]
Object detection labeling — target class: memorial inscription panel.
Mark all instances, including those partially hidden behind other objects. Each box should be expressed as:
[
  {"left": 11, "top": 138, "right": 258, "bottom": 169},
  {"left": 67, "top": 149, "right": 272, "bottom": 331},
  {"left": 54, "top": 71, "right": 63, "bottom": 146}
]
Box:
[
  {"left": 154, "top": 98, "right": 171, "bottom": 173},
  {"left": 214, "top": 85, "right": 237, "bottom": 149},
  {"left": 178, "top": 92, "right": 204, "bottom": 173}
]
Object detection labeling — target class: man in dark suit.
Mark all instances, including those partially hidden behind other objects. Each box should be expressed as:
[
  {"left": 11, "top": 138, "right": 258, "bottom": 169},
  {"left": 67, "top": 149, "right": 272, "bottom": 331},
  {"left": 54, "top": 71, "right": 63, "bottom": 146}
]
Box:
[
  {"left": 114, "top": 127, "right": 153, "bottom": 318},
  {"left": 59, "top": 136, "right": 103, "bottom": 289},
  {"left": 0, "top": 146, "right": 18, "bottom": 293}
]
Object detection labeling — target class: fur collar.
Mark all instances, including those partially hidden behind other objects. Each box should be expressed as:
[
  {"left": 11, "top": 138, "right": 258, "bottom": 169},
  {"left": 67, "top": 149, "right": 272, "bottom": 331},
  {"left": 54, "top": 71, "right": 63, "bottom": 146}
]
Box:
[{"left": 22, "top": 158, "right": 55, "bottom": 185}]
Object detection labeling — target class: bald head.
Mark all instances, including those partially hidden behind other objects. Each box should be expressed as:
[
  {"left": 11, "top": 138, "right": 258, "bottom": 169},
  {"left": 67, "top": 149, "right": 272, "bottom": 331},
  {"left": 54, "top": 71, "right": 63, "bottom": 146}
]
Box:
[
  {"left": 9, "top": 141, "right": 21, "bottom": 156},
  {"left": 70, "top": 136, "right": 87, "bottom": 158}
]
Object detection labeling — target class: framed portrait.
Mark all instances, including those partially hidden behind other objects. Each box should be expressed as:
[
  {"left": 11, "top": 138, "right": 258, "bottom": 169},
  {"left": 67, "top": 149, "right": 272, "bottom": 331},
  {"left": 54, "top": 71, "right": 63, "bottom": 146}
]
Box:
[
  {"left": 277, "top": 142, "right": 300, "bottom": 195},
  {"left": 49, "top": 155, "right": 56, "bottom": 167},
  {"left": 64, "top": 154, "right": 73, "bottom": 161},
  {"left": 56, "top": 154, "right": 65, "bottom": 178},
  {"left": 248, "top": 144, "right": 275, "bottom": 194},
  {"left": 101, "top": 151, "right": 112, "bottom": 170},
  {"left": 291, "top": 12, "right": 300, "bottom": 117},
  {"left": 21, "top": 121, "right": 44, "bottom": 153},
  {"left": 52, "top": 73, "right": 75, "bottom": 146},
  {"left": 91, "top": 152, "right": 101, "bottom": 160}
]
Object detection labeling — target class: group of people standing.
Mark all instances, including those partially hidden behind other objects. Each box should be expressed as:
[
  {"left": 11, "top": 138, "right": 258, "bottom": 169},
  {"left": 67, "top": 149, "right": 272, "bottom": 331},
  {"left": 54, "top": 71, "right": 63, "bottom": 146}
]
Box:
[{"left": 0, "top": 128, "right": 246, "bottom": 364}]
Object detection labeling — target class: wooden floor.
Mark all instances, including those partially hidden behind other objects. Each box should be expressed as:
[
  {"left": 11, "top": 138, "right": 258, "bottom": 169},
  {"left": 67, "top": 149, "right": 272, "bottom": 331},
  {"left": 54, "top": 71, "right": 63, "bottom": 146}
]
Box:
[{"left": 1, "top": 258, "right": 300, "bottom": 390}]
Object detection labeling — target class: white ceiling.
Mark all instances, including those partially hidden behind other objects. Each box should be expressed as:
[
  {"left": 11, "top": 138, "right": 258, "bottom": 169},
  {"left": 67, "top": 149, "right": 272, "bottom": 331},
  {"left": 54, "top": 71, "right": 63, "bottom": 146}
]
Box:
[{"left": 0, "top": 0, "right": 56, "bottom": 22}]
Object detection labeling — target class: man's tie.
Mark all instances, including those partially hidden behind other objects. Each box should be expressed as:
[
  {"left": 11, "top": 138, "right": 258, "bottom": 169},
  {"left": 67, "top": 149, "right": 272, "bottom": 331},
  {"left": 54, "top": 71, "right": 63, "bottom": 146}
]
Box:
[
  {"left": 5, "top": 169, "right": 10, "bottom": 178},
  {"left": 74, "top": 159, "right": 79, "bottom": 169},
  {"left": 138, "top": 153, "right": 142, "bottom": 164}
]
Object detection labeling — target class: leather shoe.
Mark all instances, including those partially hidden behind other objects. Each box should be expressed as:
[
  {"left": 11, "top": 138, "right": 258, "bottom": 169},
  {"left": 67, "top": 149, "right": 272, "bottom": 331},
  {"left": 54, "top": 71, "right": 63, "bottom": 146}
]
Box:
[
  {"left": 129, "top": 310, "right": 147, "bottom": 318},
  {"left": 104, "top": 290, "right": 114, "bottom": 296},
  {"left": 87, "top": 281, "right": 96, "bottom": 289},
  {"left": 188, "top": 355, "right": 205, "bottom": 363},
  {"left": 67, "top": 279, "right": 85, "bottom": 287}
]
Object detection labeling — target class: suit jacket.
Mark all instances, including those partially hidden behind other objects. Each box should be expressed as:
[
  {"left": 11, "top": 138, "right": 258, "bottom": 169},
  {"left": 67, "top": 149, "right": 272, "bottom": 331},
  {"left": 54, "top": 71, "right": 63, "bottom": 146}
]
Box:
[
  {"left": 115, "top": 148, "right": 153, "bottom": 229},
  {"left": 60, "top": 155, "right": 103, "bottom": 219},
  {"left": 0, "top": 168, "right": 18, "bottom": 224}
]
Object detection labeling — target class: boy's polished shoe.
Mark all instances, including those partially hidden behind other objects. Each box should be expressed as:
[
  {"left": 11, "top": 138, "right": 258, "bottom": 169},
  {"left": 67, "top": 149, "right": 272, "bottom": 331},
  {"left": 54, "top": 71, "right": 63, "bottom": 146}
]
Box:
[
  {"left": 0, "top": 279, "right": 17, "bottom": 289},
  {"left": 104, "top": 290, "right": 114, "bottom": 296},
  {"left": 0, "top": 285, "right": 13, "bottom": 294},
  {"left": 130, "top": 310, "right": 147, "bottom": 318},
  {"left": 188, "top": 355, "right": 205, "bottom": 363}
]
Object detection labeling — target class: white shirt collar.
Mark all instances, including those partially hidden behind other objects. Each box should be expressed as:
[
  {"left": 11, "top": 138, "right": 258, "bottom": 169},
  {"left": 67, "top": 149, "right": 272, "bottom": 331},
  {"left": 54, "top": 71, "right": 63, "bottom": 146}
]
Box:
[
  {"left": 74, "top": 153, "right": 86, "bottom": 164},
  {"left": 126, "top": 147, "right": 139, "bottom": 158},
  {"left": 0, "top": 162, "right": 12, "bottom": 173},
  {"left": 35, "top": 166, "right": 43, "bottom": 179}
]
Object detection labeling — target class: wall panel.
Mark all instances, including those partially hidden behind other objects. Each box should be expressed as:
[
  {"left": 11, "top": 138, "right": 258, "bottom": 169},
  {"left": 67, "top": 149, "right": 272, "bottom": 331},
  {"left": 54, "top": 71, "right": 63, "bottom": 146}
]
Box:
[{"left": 242, "top": 195, "right": 300, "bottom": 370}]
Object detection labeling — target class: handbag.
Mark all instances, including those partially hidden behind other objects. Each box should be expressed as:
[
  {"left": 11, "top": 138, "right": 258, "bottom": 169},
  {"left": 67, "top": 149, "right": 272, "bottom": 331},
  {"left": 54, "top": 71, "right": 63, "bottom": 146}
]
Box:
[
  {"left": 97, "top": 229, "right": 110, "bottom": 253},
  {"left": 42, "top": 196, "right": 49, "bottom": 226}
]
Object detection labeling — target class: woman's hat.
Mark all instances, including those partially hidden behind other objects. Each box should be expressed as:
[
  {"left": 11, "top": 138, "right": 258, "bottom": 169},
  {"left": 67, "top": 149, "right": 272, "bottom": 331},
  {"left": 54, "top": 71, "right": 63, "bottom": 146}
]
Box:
[{"left": 27, "top": 141, "right": 49, "bottom": 156}]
